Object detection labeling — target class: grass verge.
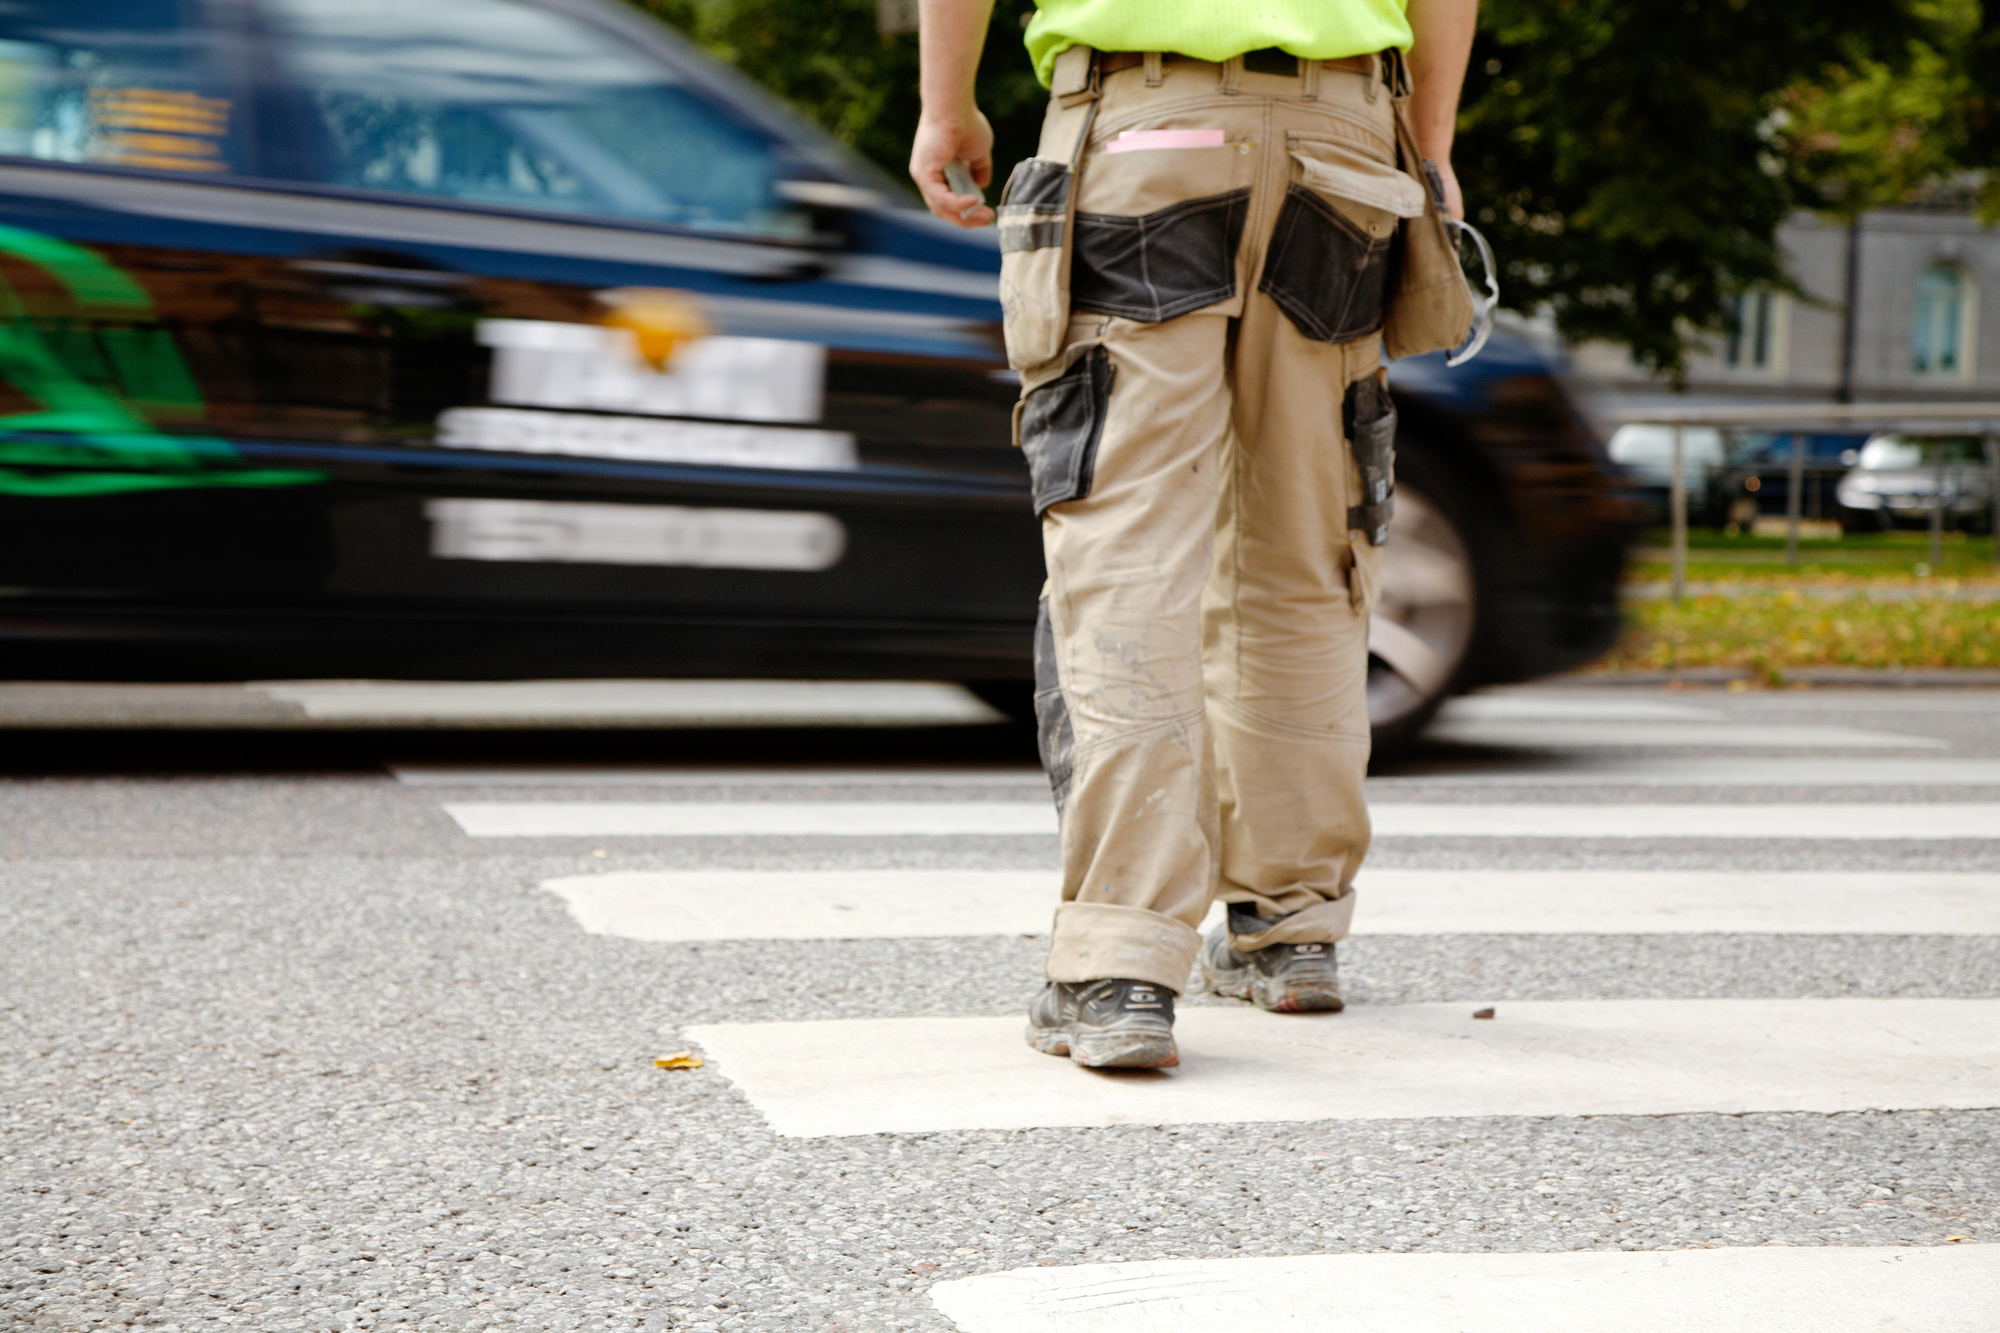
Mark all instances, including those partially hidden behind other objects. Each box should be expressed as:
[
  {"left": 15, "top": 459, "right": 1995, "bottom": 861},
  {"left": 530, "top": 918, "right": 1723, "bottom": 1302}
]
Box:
[
  {"left": 1594, "top": 589, "right": 2000, "bottom": 680},
  {"left": 1627, "top": 529, "right": 1999, "bottom": 585}
]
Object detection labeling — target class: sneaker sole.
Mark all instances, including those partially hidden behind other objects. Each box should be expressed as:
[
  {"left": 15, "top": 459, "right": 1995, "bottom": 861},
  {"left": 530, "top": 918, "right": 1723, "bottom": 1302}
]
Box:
[
  {"left": 1025, "top": 1023, "right": 1179, "bottom": 1069},
  {"left": 1202, "top": 963, "right": 1345, "bottom": 1014}
]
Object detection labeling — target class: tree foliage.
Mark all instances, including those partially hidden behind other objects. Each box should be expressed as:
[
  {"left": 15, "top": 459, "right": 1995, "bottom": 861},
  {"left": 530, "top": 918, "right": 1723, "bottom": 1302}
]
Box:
[
  {"left": 1455, "top": 0, "right": 1941, "bottom": 377},
  {"left": 1781, "top": 0, "right": 2000, "bottom": 224},
  {"left": 631, "top": 0, "right": 1046, "bottom": 200}
]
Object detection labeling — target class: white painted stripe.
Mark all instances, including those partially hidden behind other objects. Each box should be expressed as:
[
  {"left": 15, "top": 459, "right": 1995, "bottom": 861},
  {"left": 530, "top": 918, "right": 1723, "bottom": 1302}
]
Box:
[
  {"left": 1369, "top": 804, "right": 2000, "bottom": 840},
  {"left": 928, "top": 1245, "right": 2000, "bottom": 1333},
  {"left": 255, "top": 679, "right": 1000, "bottom": 723},
  {"left": 1376, "top": 757, "right": 2000, "bottom": 786},
  {"left": 1441, "top": 695, "right": 1724, "bottom": 722},
  {"left": 398, "top": 757, "right": 2000, "bottom": 788},
  {"left": 392, "top": 764, "right": 1048, "bottom": 788},
  {"left": 540, "top": 870, "right": 2000, "bottom": 940},
  {"left": 686, "top": 999, "right": 2000, "bottom": 1137},
  {"left": 1425, "top": 720, "right": 1944, "bottom": 749},
  {"left": 445, "top": 800, "right": 1058, "bottom": 838},
  {"left": 461, "top": 800, "right": 1999, "bottom": 839},
  {"left": 544, "top": 870, "right": 1058, "bottom": 940},
  {"left": 1357, "top": 870, "right": 2000, "bottom": 934}
]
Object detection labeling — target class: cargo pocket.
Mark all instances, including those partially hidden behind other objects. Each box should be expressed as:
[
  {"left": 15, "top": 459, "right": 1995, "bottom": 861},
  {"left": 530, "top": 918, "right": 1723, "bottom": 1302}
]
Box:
[
  {"left": 997, "top": 157, "right": 1074, "bottom": 371},
  {"left": 1344, "top": 371, "right": 1396, "bottom": 547},
  {"left": 1070, "top": 143, "right": 1252, "bottom": 323},
  {"left": 1019, "top": 344, "right": 1115, "bottom": 515},
  {"left": 1259, "top": 134, "right": 1428, "bottom": 344}
]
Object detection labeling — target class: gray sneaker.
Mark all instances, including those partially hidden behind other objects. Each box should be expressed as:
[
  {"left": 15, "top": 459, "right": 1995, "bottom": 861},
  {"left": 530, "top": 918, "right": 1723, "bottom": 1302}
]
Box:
[
  {"left": 1025, "top": 979, "right": 1179, "bottom": 1069},
  {"left": 1200, "top": 906, "right": 1344, "bottom": 1013}
]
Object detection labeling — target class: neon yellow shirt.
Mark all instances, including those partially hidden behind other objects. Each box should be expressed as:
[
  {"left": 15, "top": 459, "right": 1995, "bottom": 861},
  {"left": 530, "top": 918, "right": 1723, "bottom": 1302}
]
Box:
[{"left": 1024, "top": 0, "right": 1414, "bottom": 87}]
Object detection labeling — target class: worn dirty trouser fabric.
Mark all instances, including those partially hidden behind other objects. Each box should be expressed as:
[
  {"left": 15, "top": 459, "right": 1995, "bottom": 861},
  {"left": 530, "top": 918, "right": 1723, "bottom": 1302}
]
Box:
[{"left": 1009, "top": 53, "right": 1416, "bottom": 993}]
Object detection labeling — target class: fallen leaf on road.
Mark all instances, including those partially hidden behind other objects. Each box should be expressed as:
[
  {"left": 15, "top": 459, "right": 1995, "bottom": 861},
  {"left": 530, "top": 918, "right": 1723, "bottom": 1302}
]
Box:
[
  {"left": 1945, "top": 1235, "right": 1972, "bottom": 1242},
  {"left": 1473, "top": 1007, "right": 1496, "bottom": 1020},
  {"left": 655, "top": 1050, "right": 704, "bottom": 1070}
]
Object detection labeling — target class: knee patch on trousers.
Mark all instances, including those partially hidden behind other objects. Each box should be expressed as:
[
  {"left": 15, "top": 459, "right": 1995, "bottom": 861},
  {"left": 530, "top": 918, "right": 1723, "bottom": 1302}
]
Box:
[
  {"left": 1020, "top": 345, "right": 1115, "bottom": 515},
  {"left": 1033, "top": 598, "right": 1076, "bottom": 810}
]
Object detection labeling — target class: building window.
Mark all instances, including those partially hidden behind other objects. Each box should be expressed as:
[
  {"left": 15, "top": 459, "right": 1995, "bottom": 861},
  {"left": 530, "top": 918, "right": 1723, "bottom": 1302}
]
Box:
[
  {"left": 1725, "top": 290, "right": 1784, "bottom": 373},
  {"left": 1912, "top": 263, "right": 1972, "bottom": 377}
]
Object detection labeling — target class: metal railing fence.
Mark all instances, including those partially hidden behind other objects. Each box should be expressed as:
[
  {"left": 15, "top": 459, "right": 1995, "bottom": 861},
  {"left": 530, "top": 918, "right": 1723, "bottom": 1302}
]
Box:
[{"left": 1610, "top": 403, "right": 2000, "bottom": 604}]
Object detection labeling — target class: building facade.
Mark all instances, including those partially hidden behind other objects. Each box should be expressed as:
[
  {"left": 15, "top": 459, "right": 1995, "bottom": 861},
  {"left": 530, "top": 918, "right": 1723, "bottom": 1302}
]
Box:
[{"left": 1575, "top": 204, "right": 2000, "bottom": 407}]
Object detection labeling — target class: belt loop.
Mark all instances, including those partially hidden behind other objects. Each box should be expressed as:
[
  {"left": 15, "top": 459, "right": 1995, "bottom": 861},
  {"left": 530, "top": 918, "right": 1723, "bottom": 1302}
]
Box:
[
  {"left": 1053, "top": 44, "right": 1101, "bottom": 108},
  {"left": 1301, "top": 57, "right": 1321, "bottom": 101},
  {"left": 1364, "top": 52, "right": 1381, "bottom": 103},
  {"left": 1143, "top": 51, "right": 1163, "bottom": 86},
  {"left": 1386, "top": 47, "right": 1412, "bottom": 97},
  {"left": 1219, "top": 54, "right": 1242, "bottom": 95}
]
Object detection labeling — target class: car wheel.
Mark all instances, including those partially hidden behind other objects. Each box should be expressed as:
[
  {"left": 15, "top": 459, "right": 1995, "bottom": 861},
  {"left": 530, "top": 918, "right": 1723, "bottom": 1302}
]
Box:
[{"left": 1368, "top": 476, "right": 1478, "bottom": 754}]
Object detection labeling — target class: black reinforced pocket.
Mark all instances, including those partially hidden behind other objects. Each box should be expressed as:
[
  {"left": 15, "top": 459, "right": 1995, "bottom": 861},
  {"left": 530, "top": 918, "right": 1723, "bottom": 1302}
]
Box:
[
  {"left": 1344, "top": 374, "right": 1396, "bottom": 546},
  {"left": 1019, "top": 345, "right": 1115, "bottom": 515},
  {"left": 1071, "top": 188, "right": 1250, "bottom": 323},
  {"left": 1260, "top": 184, "right": 1393, "bottom": 344}
]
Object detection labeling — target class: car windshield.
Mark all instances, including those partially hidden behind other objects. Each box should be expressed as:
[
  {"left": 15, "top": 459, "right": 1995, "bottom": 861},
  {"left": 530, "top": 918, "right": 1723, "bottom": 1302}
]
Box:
[{"left": 257, "top": 0, "right": 799, "bottom": 235}]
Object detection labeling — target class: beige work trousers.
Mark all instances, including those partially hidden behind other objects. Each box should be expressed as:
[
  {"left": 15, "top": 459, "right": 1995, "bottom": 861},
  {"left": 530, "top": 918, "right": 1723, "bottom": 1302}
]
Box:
[{"left": 1005, "top": 52, "right": 1418, "bottom": 993}]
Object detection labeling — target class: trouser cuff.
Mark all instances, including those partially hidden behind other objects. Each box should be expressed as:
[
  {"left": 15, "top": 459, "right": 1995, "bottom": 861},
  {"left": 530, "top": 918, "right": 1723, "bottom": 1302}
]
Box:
[
  {"left": 1045, "top": 902, "right": 1203, "bottom": 994},
  {"left": 1225, "top": 890, "right": 1356, "bottom": 950}
]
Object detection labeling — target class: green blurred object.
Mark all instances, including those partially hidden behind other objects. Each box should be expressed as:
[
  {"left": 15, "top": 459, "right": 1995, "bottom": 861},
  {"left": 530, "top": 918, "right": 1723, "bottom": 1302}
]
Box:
[{"left": 0, "top": 225, "right": 322, "bottom": 496}]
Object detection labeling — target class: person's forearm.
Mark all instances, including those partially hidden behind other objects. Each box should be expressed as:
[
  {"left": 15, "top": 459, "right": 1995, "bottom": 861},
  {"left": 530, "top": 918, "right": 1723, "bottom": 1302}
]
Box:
[
  {"left": 919, "top": 0, "right": 994, "bottom": 125},
  {"left": 1404, "top": 0, "right": 1478, "bottom": 168},
  {"left": 911, "top": 0, "right": 997, "bottom": 225}
]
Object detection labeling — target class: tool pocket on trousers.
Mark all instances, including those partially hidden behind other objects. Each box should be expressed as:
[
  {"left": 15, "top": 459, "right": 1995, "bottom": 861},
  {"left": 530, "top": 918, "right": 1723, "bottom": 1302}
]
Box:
[
  {"left": 1019, "top": 345, "right": 1115, "bottom": 515},
  {"left": 997, "top": 157, "right": 1074, "bottom": 371},
  {"left": 1070, "top": 143, "right": 1252, "bottom": 323},
  {"left": 1259, "top": 135, "right": 1426, "bottom": 344},
  {"left": 1345, "top": 372, "right": 1396, "bottom": 547}
]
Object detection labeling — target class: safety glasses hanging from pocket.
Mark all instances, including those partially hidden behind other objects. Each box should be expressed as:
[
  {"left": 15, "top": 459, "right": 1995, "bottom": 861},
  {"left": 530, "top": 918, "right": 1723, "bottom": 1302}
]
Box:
[{"left": 1443, "top": 214, "right": 1499, "bottom": 367}]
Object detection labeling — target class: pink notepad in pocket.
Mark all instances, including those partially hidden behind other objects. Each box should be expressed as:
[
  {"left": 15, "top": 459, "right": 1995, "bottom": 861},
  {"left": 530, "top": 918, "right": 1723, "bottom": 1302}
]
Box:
[{"left": 1103, "top": 129, "right": 1227, "bottom": 154}]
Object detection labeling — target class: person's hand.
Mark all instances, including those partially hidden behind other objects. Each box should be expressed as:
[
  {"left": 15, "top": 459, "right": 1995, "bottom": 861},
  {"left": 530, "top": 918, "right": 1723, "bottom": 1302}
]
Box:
[
  {"left": 910, "top": 108, "right": 995, "bottom": 227},
  {"left": 1433, "top": 157, "right": 1464, "bottom": 221}
]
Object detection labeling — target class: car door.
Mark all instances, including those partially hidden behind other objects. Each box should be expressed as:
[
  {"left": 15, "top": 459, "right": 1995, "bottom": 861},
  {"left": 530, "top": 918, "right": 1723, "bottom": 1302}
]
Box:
[
  {"left": 0, "top": 0, "right": 1035, "bottom": 682},
  {"left": 230, "top": 0, "right": 1034, "bottom": 681}
]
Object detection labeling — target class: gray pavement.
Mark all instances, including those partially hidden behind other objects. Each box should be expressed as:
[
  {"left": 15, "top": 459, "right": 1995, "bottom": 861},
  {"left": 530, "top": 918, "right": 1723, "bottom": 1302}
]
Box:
[{"left": 2, "top": 682, "right": 1998, "bottom": 1331}]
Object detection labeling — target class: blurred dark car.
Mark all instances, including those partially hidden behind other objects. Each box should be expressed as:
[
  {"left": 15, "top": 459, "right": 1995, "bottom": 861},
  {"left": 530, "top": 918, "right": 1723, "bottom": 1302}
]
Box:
[
  {"left": 0, "top": 0, "right": 1638, "bottom": 750},
  {"left": 1706, "top": 432, "right": 1871, "bottom": 533}
]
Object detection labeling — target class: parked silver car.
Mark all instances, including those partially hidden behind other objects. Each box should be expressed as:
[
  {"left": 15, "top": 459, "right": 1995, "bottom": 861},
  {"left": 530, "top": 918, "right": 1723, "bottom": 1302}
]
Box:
[{"left": 1835, "top": 435, "right": 1997, "bottom": 532}]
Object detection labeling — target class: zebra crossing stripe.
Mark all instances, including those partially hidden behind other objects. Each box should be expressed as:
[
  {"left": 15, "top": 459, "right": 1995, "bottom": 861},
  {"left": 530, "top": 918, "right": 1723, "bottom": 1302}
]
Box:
[
  {"left": 442, "top": 801, "right": 1058, "bottom": 838},
  {"left": 685, "top": 998, "right": 2000, "bottom": 1138},
  {"left": 926, "top": 1243, "right": 2000, "bottom": 1333},
  {"left": 1367, "top": 804, "right": 2000, "bottom": 840},
  {"left": 1421, "top": 720, "right": 1944, "bottom": 750},
  {"left": 541, "top": 869, "right": 2000, "bottom": 941},
  {"left": 1373, "top": 756, "right": 2000, "bottom": 786},
  {"left": 544, "top": 870, "right": 1058, "bottom": 940},
  {"left": 447, "top": 801, "right": 2000, "bottom": 839}
]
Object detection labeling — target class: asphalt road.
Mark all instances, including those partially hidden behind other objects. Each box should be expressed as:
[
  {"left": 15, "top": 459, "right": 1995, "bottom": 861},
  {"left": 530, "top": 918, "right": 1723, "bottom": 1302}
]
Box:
[{"left": 2, "top": 681, "right": 1997, "bottom": 1331}]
